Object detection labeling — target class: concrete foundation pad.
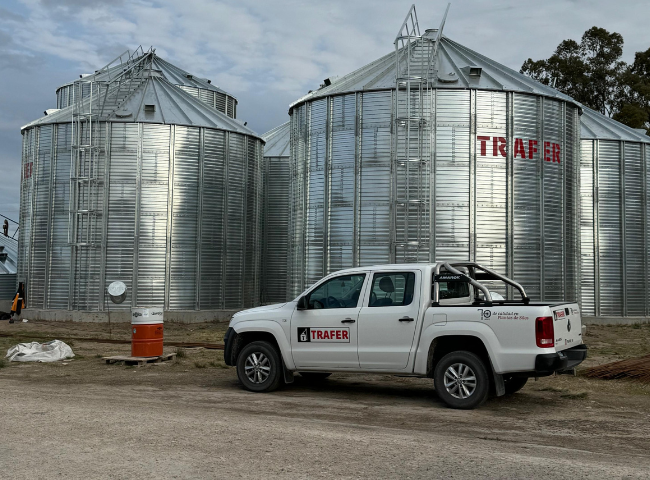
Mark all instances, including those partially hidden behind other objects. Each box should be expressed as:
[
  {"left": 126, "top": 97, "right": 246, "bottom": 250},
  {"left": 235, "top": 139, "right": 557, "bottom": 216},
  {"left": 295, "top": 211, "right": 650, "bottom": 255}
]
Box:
[{"left": 21, "top": 308, "right": 241, "bottom": 323}]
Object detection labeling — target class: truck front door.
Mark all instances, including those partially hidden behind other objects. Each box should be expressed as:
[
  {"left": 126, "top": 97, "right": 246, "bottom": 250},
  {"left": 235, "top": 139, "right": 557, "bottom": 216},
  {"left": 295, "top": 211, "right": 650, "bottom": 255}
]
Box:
[
  {"left": 357, "top": 270, "right": 421, "bottom": 369},
  {"left": 290, "top": 273, "right": 368, "bottom": 369}
]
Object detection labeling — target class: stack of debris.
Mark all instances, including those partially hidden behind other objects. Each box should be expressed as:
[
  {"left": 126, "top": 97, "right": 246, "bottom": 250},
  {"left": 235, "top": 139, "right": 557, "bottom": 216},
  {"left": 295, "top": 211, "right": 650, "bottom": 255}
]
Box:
[{"left": 584, "top": 355, "right": 650, "bottom": 383}]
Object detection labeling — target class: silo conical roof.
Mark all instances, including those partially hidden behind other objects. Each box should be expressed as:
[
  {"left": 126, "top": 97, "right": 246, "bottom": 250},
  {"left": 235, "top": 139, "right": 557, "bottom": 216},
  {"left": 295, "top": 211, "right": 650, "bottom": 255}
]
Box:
[
  {"left": 262, "top": 121, "right": 290, "bottom": 157},
  {"left": 57, "top": 52, "right": 234, "bottom": 99},
  {"left": 290, "top": 34, "right": 577, "bottom": 109},
  {"left": 580, "top": 106, "right": 650, "bottom": 143},
  {"left": 25, "top": 68, "right": 260, "bottom": 138}
]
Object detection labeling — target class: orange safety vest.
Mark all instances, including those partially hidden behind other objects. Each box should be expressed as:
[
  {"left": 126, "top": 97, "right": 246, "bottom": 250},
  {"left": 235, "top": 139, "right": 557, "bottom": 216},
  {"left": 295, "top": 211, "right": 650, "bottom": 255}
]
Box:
[{"left": 11, "top": 293, "right": 24, "bottom": 313}]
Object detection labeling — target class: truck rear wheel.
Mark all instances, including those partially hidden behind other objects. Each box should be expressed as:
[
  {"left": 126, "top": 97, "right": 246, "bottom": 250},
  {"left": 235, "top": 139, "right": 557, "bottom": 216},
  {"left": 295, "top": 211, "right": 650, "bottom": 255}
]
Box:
[
  {"left": 434, "top": 351, "right": 489, "bottom": 409},
  {"left": 503, "top": 376, "right": 528, "bottom": 394},
  {"left": 236, "top": 341, "right": 283, "bottom": 393}
]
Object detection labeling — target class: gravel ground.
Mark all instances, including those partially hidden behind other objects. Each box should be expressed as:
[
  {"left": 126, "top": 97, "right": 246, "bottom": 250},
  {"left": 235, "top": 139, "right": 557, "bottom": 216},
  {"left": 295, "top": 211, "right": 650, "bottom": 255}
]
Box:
[{"left": 1, "top": 320, "right": 649, "bottom": 479}]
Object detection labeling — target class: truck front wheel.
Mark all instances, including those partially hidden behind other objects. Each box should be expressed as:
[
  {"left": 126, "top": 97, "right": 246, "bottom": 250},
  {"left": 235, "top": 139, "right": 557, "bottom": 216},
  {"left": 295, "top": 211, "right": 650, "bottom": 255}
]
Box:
[
  {"left": 434, "top": 351, "right": 489, "bottom": 409},
  {"left": 236, "top": 341, "right": 283, "bottom": 393}
]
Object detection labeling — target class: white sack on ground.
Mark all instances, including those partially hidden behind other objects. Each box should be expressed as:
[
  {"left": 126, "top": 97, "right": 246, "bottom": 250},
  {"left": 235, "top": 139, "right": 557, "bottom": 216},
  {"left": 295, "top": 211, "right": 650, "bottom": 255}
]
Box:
[{"left": 6, "top": 340, "right": 75, "bottom": 362}]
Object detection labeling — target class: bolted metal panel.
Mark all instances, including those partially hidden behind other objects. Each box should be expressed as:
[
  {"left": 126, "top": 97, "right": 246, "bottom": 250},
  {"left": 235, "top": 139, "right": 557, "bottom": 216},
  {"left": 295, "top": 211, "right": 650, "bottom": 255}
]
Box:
[
  {"left": 305, "top": 98, "right": 328, "bottom": 288},
  {"left": 244, "top": 137, "right": 262, "bottom": 307},
  {"left": 475, "top": 91, "right": 507, "bottom": 295},
  {"left": 512, "top": 94, "right": 542, "bottom": 300},
  {"left": 623, "top": 142, "right": 645, "bottom": 316},
  {"left": 328, "top": 94, "right": 356, "bottom": 271},
  {"left": 359, "top": 91, "right": 392, "bottom": 266},
  {"left": 288, "top": 104, "right": 309, "bottom": 297},
  {"left": 104, "top": 123, "right": 138, "bottom": 310},
  {"left": 199, "top": 128, "right": 227, "bottom": 309},
  {"left": 580, "top": 140, "right": 596, "bottom": 315},
  {"left": 433, "top": 90, "right": 471, "bottom": 263},
  {"left": 136, "top": 124, "right": 170, "bottom": 307},
  {"left": 169, "top": 126, "right": 200, "bottom": 310},
  {"left": 30, "top": 125, "right": 53, "bottom": 308},
  {"left": 289, "top": 89, "right": 580, "bottom": 301},
  {"left": 48, "top": 124, "right": 72, "bottom": 308},
  {"left": 224, "top": 133, "right": 247, "bottom": 308},
  {"left": 597, "top": 141, "right": 623, "bottom": 316},
  {"left": 541, "top": 98, "right": 565, "bottom": 302},
  {"left": 262, "top": 155, "right": 291, "bottom": 303},
  {"left": 564, "top": 106, "right": 580, "bottom": 304}
]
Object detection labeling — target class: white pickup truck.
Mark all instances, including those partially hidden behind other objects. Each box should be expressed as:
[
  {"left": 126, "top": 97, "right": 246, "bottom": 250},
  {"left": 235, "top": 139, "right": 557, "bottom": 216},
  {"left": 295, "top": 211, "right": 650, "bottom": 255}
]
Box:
[{"left": 223, "top": 262, "right": 587, "bottom": 409}]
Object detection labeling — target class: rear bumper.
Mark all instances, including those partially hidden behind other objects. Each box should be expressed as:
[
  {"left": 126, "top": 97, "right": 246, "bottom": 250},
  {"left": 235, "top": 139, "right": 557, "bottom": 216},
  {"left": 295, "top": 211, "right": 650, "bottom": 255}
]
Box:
[{"left": 534, "top": 344, "right": 588, "bottom": 376}]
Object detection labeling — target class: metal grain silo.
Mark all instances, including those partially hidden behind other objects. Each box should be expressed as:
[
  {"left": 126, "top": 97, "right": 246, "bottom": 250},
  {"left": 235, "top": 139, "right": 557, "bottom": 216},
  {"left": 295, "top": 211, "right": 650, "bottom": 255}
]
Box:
[
  {"left": 287, "top": 9, "right": 580, "bottom": 303},
  {"left": 19, "top": 52, "right": 262, "bottom": 317},
  {"left": 261, "top": 121, "right": 291, "bottom": 304},
  {"left": 56, "top": 49, "right": 237, "bottom": 118},
  {"left": 579, "top": 108, "right": 650, "bottom": 318}
]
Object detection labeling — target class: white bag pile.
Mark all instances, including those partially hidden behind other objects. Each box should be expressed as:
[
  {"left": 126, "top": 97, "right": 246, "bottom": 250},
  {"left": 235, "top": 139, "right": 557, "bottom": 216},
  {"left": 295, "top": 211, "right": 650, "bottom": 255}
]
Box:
[{"left": 6, "top": 340, "right": 75, "bottom": 362}]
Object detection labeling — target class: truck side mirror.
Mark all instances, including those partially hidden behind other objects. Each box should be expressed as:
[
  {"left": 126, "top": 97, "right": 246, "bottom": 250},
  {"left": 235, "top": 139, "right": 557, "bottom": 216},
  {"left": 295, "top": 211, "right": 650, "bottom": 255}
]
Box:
[{"left": 297, "top": 296, "right": 308, "bottom": 310}]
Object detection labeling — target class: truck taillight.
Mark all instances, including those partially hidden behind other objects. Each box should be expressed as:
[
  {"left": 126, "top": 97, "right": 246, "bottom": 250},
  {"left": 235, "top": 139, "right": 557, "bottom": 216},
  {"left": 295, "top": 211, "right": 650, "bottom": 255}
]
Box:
[{"left": 535, "top": 316, "right": 554, "bottom": 348}]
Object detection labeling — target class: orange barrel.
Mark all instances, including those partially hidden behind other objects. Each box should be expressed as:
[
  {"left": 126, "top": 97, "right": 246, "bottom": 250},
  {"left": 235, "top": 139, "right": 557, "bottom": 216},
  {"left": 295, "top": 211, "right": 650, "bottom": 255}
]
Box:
[{"left": 131, "top": 307, "right": 164, "bottom": 357}]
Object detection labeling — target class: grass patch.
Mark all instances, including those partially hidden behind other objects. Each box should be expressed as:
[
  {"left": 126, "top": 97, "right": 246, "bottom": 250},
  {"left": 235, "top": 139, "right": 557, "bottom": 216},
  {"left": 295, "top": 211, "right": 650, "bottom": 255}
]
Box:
[
  {"left": 194, "top": 361, "right": 207, "bottom": 369},
  {"left": 537, "top": 386, "right": 565, "bottom": 393},
  {"left": 560, "top": 391, "right": 589, "bottom": 399},
  {"left": 0, "top": 359, "right": 6, "bottom": 368},
  {"left": 175, "top": 348, "right": 186, "bottom": 359}
]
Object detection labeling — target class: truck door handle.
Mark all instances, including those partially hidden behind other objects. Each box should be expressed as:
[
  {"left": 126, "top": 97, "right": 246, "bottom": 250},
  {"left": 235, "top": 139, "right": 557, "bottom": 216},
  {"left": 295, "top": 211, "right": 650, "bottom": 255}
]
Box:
[
  {"left": 341, "top": 318, "right": 356, "bottom": 324},
  {"left": 399, "top": 317, "right": 414, "bottom": 322}
]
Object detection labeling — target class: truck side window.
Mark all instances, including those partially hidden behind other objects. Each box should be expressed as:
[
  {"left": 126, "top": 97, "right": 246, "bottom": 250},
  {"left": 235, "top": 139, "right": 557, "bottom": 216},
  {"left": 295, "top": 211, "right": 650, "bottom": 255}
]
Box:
[
  {"left": 438, "top": 281, "right": 470, "bottom": 300},
  {"left": 308, "top": 274, "right": 366, "bottom": 309},
  {"left": 369, "top": 272, "right": 415, "bottom": 307}
]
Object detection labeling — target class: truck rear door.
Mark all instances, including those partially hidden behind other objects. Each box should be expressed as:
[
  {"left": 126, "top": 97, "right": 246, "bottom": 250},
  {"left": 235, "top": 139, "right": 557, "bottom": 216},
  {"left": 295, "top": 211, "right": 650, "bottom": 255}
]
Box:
[
  {"left": 357, "top": 270, "right": 421, "bottom": 369},
  {"left": 551, "top": 303, "right": 583, "bottom": 351}
]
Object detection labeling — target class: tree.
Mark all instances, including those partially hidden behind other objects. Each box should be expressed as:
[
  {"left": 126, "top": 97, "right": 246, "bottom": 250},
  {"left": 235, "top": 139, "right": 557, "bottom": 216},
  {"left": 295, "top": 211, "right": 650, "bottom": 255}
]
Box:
[
  {"left": 613, "top": 48, "right": 650, "bottom": 133},
  {"left": 521, "top": 27, "right": 625, "bottom": 117}
]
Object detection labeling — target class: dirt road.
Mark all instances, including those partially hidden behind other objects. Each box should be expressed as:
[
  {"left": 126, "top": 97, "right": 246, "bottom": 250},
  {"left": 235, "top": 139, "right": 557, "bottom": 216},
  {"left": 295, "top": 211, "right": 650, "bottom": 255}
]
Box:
[
  {"left": 2, "top": 374, "right": 650, "bottom": 479},
  {"left": 1, "top": 321, "right": 650, "bottom": 478}
]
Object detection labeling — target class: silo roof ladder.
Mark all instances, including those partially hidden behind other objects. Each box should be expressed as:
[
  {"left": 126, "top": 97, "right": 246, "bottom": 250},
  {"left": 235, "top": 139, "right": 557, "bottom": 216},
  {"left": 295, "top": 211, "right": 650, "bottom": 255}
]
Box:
[{"left": 392, "top": 4, "right": 450, "bottom": 263}]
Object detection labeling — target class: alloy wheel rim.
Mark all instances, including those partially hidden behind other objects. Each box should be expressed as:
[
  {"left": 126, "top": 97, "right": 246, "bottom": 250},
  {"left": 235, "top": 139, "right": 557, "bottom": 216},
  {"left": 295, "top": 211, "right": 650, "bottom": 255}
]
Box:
[
  {"left": 443, "top": 363, "right": 477, "bottom": 399},
  {"left": 244, "top": 352, "right": 271, "bottom": 384}
]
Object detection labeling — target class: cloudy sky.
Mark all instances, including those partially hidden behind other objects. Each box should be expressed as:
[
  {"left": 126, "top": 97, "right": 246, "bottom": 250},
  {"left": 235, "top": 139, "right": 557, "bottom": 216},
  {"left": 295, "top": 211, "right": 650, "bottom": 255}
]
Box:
[{"left": 1, "top": 0, "right": 649, "bottom": 231}]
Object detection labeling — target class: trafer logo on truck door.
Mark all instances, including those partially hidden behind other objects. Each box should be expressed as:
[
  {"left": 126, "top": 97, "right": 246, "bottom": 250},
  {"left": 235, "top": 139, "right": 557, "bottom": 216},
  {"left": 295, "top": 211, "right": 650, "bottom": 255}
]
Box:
[{"left": 297, "top": 327, "right": 350, "bottom": 343}]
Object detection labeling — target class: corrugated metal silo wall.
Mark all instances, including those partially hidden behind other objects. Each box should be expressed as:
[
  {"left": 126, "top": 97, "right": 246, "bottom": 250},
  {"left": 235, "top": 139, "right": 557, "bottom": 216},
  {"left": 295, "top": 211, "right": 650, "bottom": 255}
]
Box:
[
  {"left": 18, "top": 123, "right": 262, "bottom": 311},
  {"left": 261, "top": 155, "right": 291, "bottom": 303},
  {"left": 57, "top": 84, "right": 237, "bottom": 119},
  {"left": 177, "top": 87, "right": 237, "bottom": 119},
  {"left": 288, "top": 90, "right": 580, "bottom": 301},
  {"left": 0, "top": 274, "right": 17, "bottom": 300},
  {"left": 580, "top": 139, "right": 648, "bottom": 317}
]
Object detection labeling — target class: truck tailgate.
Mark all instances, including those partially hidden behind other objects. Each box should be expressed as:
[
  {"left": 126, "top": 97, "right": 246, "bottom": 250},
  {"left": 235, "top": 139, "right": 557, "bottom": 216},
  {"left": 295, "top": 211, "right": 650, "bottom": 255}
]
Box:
[{"left": 551, "top": 303, "right": 583, "bottom": 351}]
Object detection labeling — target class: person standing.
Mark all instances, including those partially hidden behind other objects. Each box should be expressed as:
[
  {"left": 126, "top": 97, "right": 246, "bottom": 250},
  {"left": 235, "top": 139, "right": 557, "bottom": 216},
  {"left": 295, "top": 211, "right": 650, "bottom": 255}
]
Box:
[{"left": 9, "top": 283, "right": 25, "bottom": 324}]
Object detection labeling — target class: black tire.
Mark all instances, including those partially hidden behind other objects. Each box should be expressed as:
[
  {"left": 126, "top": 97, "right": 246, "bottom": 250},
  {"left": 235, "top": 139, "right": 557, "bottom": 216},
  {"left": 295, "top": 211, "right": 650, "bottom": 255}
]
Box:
[
  {"left": 236, "top": 341, "right": 283, "bottom": 393},
  {"left": 298, "top": 372, "right": 332, "bottom": 381},
  {"left": 503, "top": 376, "right": 528, "bottom": 395},
  {"left": 434, "top": 351, "right": 490, "bottom": 410}
]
